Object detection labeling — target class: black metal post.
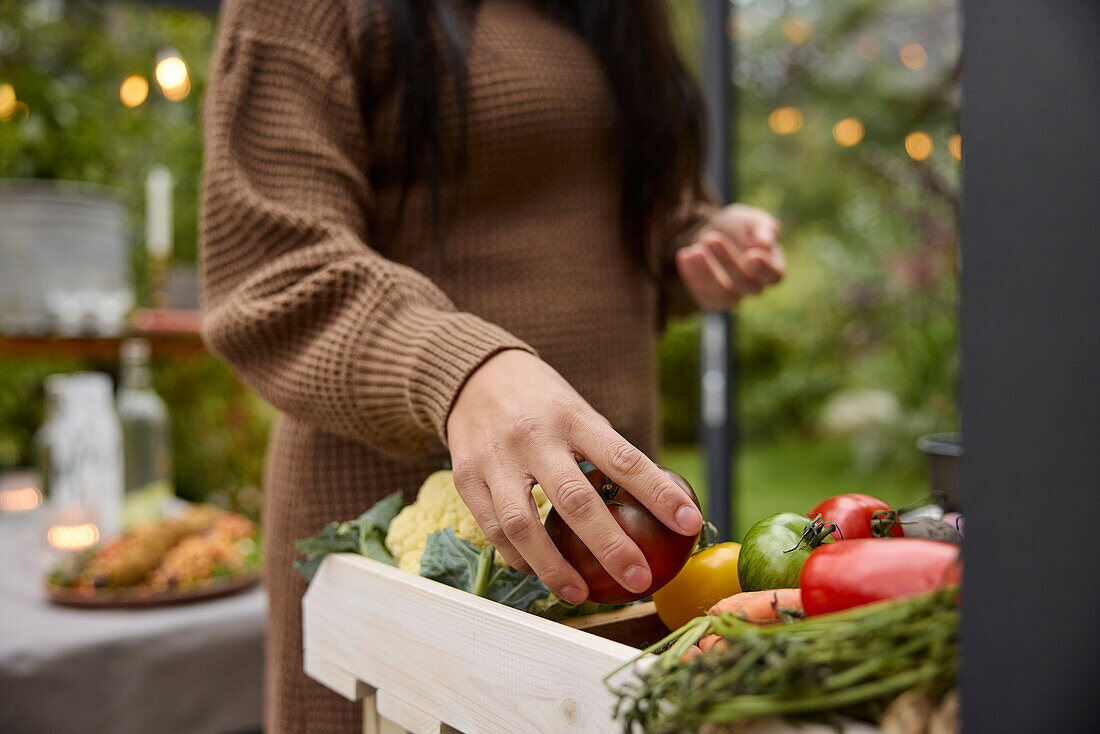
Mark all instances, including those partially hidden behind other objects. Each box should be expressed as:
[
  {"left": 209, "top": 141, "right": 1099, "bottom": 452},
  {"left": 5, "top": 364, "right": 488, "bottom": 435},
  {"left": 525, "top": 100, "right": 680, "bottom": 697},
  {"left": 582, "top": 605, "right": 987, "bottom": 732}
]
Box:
[
  {"left": 699, "top": 0, "right": 736, "bottom": 541},
  {"left": 960, "top": 2, "right": 1100, "bottom": 732}
]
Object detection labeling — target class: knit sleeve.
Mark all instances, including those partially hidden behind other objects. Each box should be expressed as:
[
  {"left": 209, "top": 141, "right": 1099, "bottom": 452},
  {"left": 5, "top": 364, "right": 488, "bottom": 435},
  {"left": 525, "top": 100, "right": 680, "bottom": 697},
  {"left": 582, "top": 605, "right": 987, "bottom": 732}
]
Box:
[
  {"left": 655, "top": 184, "right": 721, "bottom": 324},
  {"left": 199, "top": 0, "right": 535, "bottom": 457}
]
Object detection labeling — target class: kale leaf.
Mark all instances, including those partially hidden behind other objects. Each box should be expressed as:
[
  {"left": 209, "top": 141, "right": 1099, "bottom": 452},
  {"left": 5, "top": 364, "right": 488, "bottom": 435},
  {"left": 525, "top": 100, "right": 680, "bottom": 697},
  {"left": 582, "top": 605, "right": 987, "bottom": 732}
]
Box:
[{"left": 294, "top": 491, "right": 403, "bottom": 581}]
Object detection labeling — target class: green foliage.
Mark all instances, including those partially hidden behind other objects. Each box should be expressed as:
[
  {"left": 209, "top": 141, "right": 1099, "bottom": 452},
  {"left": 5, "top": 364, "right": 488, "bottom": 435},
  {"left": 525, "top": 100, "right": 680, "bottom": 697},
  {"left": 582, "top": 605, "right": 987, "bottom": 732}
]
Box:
[
  {"left": 660, "top": 0, "right": 960, "bottom": 468},
  {"left": 152, "top": 358, "right": 273, "bottom": 514},
  {"left": 294, "top": 491, "right": 403, "bottom": 581},
  {"left": 0, "top": 0, "right": 214, "bottom": 284},
  {"left": 661, "top": 440, "right": 927, "bottom": 541},
  {"left": 0, "top": 359, "right": 81, "bottom": 467}
]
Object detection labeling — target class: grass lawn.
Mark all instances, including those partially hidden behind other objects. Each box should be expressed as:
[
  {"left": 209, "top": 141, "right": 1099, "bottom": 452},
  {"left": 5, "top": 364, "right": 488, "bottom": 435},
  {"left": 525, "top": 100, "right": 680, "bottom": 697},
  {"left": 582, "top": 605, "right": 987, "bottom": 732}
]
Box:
[{"left": 661, "top": 438, "right": 929, "bottom": 540}]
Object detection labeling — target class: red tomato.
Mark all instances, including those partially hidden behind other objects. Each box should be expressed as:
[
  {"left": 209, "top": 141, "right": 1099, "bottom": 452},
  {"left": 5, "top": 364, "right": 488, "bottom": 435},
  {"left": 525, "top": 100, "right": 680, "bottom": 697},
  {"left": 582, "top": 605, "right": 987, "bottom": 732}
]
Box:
[
  {"left": 810, "top": 493, "right": 903, "bottom": 540},
  {"left": 545, "top": 466, "right": 700, "bottom": 604},
  {"left": 799, "top": 538, "right": 961, "bottom": 616}
]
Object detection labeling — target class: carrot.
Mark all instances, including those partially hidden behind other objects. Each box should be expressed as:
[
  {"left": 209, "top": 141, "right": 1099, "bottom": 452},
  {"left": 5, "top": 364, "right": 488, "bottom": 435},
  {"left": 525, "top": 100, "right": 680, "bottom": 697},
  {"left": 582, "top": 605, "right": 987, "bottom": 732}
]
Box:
[
  {"left": 694, "top": 589, "right": 802, "bottom": 652},
  {"left": 707, "top": 588, "right": 803, "bottom": 624},
  {"left": 679, "top": 645, "right": 704, "bottom": 663},
  {"left": 698, "top": 635, "right": 727, "bottom": 652}
]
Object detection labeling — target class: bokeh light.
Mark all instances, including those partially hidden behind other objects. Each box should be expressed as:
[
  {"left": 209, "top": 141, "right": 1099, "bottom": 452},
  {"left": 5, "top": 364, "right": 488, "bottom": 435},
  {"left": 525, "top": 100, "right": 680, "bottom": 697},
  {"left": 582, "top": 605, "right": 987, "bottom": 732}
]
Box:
[
  {"left": 0, "top": 83, "right": 17, "bottom": 121},
  {"left": 162, "top": 77, "right": 190, "bottom": 102},
  {"left": 900, "top": 43, "right": 928, "bottom": 70},
  {"left": 0, "top": 486, "right": 42, "bottom": 512},
  {"left": 905, "top": 131, "right": 934, "bottom": 161},
  {"left": 781, "top": 18, "right": 813, "bottom": 45},
  {"left": 155, "top": 54, "right": 190, "bottom": 101},
  {"left": 47, "top": 523, "right": 100, "bottom": 551},
  {"left": 120, "top": 75, "right": 149, "bottom": 108},
  {"left": 832, "top": 117, "right": 865, "bottom": 147},
  {"left": 768, "top": 107, "right": 805, "bottom": 136},
  {"left": 949, "top": 134, "right": 962, "bottom": 161}
]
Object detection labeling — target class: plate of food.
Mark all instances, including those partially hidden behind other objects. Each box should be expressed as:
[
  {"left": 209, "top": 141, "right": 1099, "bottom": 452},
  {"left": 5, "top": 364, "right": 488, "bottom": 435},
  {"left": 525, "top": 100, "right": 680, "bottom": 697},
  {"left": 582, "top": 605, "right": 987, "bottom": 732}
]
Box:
[{"left": 45, "top": 504, "right": 263, "bottom": 608}]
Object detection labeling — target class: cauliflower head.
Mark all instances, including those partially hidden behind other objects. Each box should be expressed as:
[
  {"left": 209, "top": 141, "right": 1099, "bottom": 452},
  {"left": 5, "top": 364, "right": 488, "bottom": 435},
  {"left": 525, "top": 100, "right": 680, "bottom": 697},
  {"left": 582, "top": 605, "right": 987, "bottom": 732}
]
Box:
[{"left": 385, "top": 469, "right": 553, "bottom": 574}]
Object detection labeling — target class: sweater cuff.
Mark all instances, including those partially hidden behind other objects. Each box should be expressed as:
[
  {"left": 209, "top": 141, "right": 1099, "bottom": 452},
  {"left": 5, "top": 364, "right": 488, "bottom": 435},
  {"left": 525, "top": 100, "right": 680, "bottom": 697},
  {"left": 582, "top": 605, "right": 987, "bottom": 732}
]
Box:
[{"left": 353, "top": 307, "right": 537, "bottom": 447}]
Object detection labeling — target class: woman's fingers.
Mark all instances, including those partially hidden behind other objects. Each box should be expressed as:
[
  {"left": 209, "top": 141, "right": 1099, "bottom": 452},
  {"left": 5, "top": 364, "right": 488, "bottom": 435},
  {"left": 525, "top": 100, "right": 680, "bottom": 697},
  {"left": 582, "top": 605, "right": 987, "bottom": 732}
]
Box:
[
  {"left": 570, "top": 414, "right": 702, "bottom": 539},
  {"left": 676, "top": 243, "right": 738, "bottom": 310},
  {"left": 485, "top": 468, "right": 589, "bottom": 603},
  {"left": 452, "top": 464, "right": 531, "bottom": 574},
  {"left": 746, "top": 244, "right": 786, "bottom": 286},
  {"left": 700, "top": 231, "right": 764, "bottom": 296},
  {"left": 445, "top": 351, "right": 702, "bottom": 605},
  {"left": 529, "top": 451, "right": 653, "bottom": 595}
]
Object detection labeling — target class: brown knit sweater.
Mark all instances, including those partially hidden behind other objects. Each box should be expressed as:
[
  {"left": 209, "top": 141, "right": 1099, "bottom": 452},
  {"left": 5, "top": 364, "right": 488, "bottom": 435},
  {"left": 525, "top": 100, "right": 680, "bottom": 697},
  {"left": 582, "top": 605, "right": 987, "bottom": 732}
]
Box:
[{"left": 200, "top": 1, "right": 712, "bottom": 732}]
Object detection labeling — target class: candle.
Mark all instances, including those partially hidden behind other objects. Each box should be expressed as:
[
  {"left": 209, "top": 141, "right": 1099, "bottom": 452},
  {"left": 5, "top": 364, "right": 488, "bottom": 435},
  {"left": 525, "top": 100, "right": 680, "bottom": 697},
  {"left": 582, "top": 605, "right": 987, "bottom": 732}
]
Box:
[
  {"left": 47, "top": 522, "right": 100, "bottom": 552},
  {"left": 145, "top": 166, "right": 173, "bottom": 259},
  {"left": 0, "top": 470, "right": 43, "bottom": 515},
  {"left": 0, "top": 486, "right": 43, "bottom": 513},
  {"left": 43, "top": 504, "right": 103, "bottom": 559}
]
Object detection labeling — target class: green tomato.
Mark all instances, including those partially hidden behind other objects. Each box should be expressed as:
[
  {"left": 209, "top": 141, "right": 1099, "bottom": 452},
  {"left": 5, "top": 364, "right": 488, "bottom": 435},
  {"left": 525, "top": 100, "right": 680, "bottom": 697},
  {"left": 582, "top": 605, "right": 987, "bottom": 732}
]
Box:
[{"left": 737, "top": 512, "right": 834, "bottom": 591}]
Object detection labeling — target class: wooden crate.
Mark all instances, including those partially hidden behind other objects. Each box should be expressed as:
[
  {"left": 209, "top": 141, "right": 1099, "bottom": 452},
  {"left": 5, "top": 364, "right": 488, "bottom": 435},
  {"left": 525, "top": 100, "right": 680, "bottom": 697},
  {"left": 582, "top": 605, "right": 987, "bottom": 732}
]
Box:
[{"left": 302, "top": 554, "right": 878, "bottom": 734}]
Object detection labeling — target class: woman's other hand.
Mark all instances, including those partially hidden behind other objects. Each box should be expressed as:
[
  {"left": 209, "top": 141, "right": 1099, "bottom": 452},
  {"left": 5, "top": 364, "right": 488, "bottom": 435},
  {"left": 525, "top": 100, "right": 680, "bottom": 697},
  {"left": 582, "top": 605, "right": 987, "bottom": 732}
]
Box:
[
  {"left": 445, "top": 350, "right": 704, "bottom": 605},
  {"left": 676, "top": 204, "right": 785, "bottom": 310}
]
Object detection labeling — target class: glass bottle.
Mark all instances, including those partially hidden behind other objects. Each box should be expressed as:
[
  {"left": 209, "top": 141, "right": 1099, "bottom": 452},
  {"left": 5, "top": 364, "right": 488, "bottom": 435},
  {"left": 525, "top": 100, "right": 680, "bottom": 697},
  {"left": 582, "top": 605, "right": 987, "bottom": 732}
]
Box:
[
  {"left": 37, "top": 372, "right": 124, "bottom": 537},
  {"left": 116, "top": 339, "right": 172, "bottom": 497},
  {"left": 34, "top": 376, "right": 65, "bottom": 499}
]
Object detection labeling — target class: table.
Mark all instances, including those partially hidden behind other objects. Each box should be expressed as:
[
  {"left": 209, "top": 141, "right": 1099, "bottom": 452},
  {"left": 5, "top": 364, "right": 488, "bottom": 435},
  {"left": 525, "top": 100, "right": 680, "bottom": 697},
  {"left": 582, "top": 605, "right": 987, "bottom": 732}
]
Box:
[
  {"left": 0, "top": 512, "right": 265, "bottom": 734},
  {"left": 0, "top": 309, "right": 206, "bottom": 361}
]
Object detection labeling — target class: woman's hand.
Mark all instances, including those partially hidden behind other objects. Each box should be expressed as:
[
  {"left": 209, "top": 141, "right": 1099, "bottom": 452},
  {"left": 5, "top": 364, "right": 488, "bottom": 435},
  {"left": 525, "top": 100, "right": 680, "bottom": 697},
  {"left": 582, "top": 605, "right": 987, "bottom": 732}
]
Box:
[
  {"left": 676, "top": 204, "right": 786, "bottom": 310},
  {"left": 446, "top": 350, "right": 704, "bottom": 605}
]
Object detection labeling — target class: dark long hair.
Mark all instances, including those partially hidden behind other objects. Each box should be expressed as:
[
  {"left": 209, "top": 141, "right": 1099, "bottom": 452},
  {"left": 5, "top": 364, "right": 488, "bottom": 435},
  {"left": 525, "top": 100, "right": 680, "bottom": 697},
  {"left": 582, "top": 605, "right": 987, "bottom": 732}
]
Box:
[{"left": 361, "top": 0, "right": 705, "bottom": 268}]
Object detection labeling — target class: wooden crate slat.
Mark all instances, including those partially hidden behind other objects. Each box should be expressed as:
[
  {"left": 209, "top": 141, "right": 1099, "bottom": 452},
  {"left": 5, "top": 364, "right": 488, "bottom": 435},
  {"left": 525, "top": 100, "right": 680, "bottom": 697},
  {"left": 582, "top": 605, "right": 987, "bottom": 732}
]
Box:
[
  {"left": 363, "top": 694, "right": 381, "bottom": 734},
  {"left": 304, "top": 648, "right": 371, "bottom": 702},
  {"left": 376, "top": 690, "right": 460, "bottom": 734},
  {"left": 303, "top": 554, "right": 638, "bottom": 734}
]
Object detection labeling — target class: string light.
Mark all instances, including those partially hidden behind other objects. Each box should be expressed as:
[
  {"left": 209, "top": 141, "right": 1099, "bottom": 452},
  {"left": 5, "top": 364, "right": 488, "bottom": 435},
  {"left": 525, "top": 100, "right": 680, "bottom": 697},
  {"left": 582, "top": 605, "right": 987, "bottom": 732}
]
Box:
[
  {"left": 120, "top": 75, "right": 149, "bottom": 108},
  {"left": 900, "top": 43, "right": 928, "bottom": 70},
  {"left": 768, "top": 107, "right": 804, "bottom": 135},
  {"left": 905, "top": 132, "right": 934, "bottom": 161},
  {"left": 0, "top": 83, "right": 17, "bottom": 121},
  {"left": 781, "top": 17, "right": 813, "bottom": 45},
  {"left": 949, "top": 134, "right": 962, "bottom": 161},
  {"left": 155, "top": 52, "right": 190, "bottom": 101},
  {"left": 833, "top": 118, "right": 865, "bottom": 147},
  {"left": 162, "top": 77, "right": 190, "bottom": 102}
]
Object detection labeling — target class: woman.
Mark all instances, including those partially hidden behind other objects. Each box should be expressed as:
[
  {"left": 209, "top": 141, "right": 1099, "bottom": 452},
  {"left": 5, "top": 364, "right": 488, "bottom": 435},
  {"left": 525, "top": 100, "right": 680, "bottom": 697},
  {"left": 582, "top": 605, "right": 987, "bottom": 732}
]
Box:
[{"left": 200, "top": 0, "right": 785, "bottom": 732}]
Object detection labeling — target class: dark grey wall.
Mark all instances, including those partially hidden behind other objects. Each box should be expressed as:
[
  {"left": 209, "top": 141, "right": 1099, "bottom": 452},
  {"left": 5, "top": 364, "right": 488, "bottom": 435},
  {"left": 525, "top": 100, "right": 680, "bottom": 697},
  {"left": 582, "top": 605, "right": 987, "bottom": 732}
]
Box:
[{"left": 960, "top": 1, "right": 1100, "bottom": 732}]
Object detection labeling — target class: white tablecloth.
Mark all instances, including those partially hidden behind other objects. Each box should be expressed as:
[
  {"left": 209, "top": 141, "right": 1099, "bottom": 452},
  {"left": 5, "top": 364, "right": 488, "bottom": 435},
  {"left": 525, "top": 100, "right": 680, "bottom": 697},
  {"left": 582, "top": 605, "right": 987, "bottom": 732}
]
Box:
[{"left": 0, "top": 513, "right": 265, "bottom": 734}]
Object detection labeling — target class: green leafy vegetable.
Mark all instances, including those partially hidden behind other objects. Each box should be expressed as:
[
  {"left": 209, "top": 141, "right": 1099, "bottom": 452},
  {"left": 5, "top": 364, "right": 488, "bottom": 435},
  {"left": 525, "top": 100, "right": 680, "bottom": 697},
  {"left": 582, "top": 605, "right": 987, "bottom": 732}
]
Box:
[
  {"left": 419, "top": 528, "right": 551, "bottom": 613},
  {"left": 608, "top": 588, "right": 958, "bottom": 733},
  {"left": 295, "top": 494, "right": 628, "bottom": 620},
  {"left": 294, "top": 491, "right": 403, "bottom": 581}
]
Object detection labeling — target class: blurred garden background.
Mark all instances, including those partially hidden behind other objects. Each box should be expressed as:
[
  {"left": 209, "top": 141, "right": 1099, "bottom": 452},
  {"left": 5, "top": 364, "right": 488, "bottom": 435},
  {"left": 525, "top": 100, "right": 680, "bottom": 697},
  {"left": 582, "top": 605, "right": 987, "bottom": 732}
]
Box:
[{"left": 0, "top": 0, "right": 959, "bottom": 538}]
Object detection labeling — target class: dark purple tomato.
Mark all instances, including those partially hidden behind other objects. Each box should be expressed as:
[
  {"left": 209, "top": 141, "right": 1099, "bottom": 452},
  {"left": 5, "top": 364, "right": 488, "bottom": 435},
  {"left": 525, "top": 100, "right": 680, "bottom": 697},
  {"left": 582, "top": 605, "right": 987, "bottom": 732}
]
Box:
[{"left": 545, "top": 466, "right": 700, "bottom": 604}]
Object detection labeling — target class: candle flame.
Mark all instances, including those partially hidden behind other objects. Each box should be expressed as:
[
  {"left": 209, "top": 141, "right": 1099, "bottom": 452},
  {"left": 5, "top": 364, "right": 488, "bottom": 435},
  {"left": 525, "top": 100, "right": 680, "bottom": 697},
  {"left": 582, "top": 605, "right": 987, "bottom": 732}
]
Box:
[
  {"left": 48, "top": 523, "right": 100, "bottom": 551},
  {"left": 0, "top": 486, "right": 43, "bottom": 513}
]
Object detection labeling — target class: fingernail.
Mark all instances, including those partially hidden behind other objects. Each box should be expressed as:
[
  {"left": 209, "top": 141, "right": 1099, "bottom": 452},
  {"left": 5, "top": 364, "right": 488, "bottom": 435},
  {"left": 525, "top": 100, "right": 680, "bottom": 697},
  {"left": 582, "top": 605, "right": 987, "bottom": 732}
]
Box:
[
  {"left": 624, "top": 564, "right": 651, "bottom": 593},
  {"left": 562, "top": 586, "right": 586, "bottom": 605},
  {"left": 676, "top": 505, "right": 703, "bottom": 534}
]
